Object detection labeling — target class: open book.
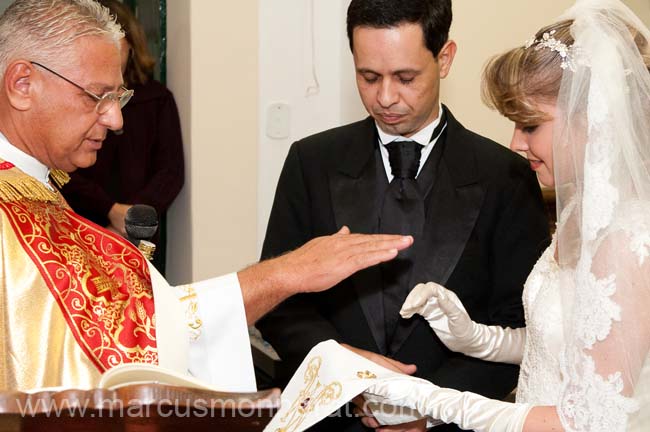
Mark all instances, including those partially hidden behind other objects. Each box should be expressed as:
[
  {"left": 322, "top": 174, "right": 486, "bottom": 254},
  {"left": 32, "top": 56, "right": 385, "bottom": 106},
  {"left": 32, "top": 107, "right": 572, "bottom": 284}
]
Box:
[
  {"left": 10, "top": 363, "right": 279, "bottom": 420},
  {"left": 99, "top": 363, "right": 225, "bottom": 391}
]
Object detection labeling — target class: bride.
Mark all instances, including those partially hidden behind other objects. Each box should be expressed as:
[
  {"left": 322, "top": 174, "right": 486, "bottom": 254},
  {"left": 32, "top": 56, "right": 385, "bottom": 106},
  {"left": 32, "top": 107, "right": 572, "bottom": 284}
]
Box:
[{"left": 363, "top": 0, "right": 650, "bottom": 431}]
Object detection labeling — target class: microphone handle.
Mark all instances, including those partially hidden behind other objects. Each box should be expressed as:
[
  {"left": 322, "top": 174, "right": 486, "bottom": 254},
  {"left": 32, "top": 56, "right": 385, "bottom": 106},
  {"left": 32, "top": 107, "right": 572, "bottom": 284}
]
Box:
[{"left": 137, "top": 240, "right": 156, "bottom": 261}]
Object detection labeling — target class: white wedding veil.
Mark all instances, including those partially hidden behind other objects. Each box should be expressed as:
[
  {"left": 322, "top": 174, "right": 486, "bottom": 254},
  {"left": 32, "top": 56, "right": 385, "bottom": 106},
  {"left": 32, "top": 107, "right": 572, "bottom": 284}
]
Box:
[{"left": 553, "top": 0, "right": 650, "bottom": 430}]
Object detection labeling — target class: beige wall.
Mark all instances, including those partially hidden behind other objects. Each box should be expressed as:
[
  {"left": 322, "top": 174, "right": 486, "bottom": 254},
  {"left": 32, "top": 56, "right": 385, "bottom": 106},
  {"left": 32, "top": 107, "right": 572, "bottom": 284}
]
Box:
[
  {"left": 444, "top": 0, "right": 650, "bottom": 147},
  {"left": 165, "top": 0, "right": 191, "bottom": 283},
  {"left": 166, "top": 0, "right": 258, "bottom": 283},
  {"left": 167, "top": 1, "right": 650, "bottom": 282}
]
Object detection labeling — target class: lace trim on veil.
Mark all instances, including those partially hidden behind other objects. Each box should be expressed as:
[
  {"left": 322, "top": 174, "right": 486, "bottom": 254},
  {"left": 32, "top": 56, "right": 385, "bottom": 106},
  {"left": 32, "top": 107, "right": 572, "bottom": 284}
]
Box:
[
  {"left": 552, "top": 1, "right": 650, "bottom": 429},
  {"left": 558, "top": 253, "right": 639, "bottom": 431},
  {"left": 560, "top": 353, "right": 639, "bottom": 431}
]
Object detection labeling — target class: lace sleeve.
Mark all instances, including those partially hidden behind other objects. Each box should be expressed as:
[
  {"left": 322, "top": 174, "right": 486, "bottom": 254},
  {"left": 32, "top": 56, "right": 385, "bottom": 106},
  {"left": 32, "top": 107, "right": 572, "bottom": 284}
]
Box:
[{"left": 558, "top": 210, "right": 650, "bottom": 431}]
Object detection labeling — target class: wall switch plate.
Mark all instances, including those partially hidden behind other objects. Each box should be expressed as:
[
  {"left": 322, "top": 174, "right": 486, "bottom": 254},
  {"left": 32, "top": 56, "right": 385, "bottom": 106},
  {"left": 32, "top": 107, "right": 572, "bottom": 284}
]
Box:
[{"left": 266, "top": 102, "right": 291, "bottom": 139}]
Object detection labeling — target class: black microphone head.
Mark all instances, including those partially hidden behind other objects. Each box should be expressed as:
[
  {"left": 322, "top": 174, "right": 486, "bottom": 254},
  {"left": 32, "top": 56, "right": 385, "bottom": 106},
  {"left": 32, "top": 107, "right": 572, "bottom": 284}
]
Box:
[
  {"left": 125, "top": 204, "right": 157, "bottom": 226},
  {"left": 125, "top": 204, "right": 158, "bottom": 244}
]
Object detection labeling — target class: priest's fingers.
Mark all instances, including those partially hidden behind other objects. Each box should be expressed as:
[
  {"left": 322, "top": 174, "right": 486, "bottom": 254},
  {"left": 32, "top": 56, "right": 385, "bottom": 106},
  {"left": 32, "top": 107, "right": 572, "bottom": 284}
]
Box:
[
  {"left": 332, "top": 225, "right": 405, "bottom": 244},
  {"left": 337, "top": 235, "right": 414, "bottom": 268},
  {"left": 296, "top": 232, "right": 413, "bottom": 261},
  {"left": 326, "top": 231, "right": 413, "bottom": 252},
  {"left": 291, "top": 234, "right": 413, "bottom": 293}
]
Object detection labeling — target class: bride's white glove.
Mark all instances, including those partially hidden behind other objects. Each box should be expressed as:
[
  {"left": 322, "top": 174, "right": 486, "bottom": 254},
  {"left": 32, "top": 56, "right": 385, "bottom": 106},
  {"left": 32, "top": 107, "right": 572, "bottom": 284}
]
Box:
[
  {"left": 365, "top": 376, "right": 531, "bottom": 432},
  {"left": 401, "top": 282, "right": 526, "bottom": 364}
]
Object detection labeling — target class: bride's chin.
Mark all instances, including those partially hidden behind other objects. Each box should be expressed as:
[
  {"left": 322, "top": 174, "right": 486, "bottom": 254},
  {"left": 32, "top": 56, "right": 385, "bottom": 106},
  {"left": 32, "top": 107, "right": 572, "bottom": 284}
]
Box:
[{"left": 537, "top": 173, "right": 555, "bottom": 188}]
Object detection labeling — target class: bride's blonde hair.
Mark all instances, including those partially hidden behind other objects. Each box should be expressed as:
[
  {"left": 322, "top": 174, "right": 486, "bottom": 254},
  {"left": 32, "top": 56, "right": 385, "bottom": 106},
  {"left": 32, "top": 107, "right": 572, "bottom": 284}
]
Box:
[{"left": 481, "top": 19, "right": 650, "bottom": 125}]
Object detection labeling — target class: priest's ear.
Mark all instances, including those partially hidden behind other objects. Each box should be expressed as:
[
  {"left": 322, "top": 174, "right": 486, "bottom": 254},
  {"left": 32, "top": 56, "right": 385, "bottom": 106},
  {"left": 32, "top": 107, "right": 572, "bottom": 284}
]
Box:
[{"left": 3, "top": 60, "right": 37, "bottom": 111}]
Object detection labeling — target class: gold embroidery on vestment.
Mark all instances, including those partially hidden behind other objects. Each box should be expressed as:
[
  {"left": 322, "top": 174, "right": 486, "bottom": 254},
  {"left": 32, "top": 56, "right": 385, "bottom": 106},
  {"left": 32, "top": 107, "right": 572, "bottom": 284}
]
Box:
[
  {"left": 1, "top": 199, "right": 158, "bottom": 368},
  {"left": 274, "top": 356, "right": 343, "bottom": 432},
  {"left": 177, "top": 284, "right": 203, "bottom": 341}
]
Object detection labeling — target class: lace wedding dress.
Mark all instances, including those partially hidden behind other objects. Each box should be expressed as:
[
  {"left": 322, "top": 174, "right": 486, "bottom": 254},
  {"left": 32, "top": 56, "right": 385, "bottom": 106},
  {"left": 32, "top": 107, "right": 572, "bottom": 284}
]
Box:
[{"left": 518, "top": 225, "right": 650, "bottom": 431}]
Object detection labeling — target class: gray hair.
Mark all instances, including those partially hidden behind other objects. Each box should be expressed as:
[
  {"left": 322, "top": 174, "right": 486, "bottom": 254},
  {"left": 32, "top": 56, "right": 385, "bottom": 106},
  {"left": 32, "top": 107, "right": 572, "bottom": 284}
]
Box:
[{"left": 0, "top": 0, "right": 124, "bottom": 78}]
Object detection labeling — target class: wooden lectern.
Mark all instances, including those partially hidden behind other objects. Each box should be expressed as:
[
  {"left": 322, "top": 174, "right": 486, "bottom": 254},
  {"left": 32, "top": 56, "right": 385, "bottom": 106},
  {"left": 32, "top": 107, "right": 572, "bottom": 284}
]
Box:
[{"left": 0, "top": 384, "right": 280, "bottom": 432}]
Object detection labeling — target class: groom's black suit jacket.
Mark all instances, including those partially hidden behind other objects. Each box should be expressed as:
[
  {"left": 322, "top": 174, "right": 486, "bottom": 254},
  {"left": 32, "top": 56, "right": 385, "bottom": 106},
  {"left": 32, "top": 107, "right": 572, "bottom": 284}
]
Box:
[{"left": 258, "top": 108, "right": 550, "bottom": 430}]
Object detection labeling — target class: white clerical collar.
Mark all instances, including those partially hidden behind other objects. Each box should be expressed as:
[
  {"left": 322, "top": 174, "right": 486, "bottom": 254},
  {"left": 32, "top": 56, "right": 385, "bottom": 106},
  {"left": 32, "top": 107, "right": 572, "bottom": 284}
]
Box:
[
  {"left": 0, "top": 131, "right": 52, "bottom": 188},
  {"left": 376, "top": 103, "right": 444, "bottom": 146}
]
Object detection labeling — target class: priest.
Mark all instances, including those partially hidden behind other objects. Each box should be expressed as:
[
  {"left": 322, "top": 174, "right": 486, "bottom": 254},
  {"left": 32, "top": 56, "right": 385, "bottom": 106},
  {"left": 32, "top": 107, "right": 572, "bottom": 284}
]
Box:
[{"left": 0, "top": 0, "right": 412, "bottom": 393}]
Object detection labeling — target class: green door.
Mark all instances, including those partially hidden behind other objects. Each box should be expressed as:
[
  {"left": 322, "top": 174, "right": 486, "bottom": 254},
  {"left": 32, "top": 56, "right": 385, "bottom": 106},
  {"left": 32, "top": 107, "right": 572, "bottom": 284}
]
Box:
[{"left": 124, "top": 0, "right": 167, "bottom": 83}]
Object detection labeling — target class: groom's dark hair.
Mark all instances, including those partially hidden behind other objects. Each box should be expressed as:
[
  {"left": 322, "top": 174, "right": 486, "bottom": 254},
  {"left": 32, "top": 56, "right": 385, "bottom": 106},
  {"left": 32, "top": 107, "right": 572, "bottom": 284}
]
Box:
[{"left": 346, "top": 0, "right": 452, "bottom": 57}]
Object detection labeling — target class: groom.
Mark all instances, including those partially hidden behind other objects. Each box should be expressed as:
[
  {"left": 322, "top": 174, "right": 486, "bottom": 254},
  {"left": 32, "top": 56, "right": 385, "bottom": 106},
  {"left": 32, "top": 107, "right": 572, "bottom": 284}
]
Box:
[{"left": 258, "top": 0, "right": 550, "bottom": 430}]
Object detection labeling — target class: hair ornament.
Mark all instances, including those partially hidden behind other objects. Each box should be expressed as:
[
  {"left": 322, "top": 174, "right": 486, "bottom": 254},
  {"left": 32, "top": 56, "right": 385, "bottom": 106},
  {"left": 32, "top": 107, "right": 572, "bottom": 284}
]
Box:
[{"left": 525, "top": 29, "right": 575, "bottom": 71}]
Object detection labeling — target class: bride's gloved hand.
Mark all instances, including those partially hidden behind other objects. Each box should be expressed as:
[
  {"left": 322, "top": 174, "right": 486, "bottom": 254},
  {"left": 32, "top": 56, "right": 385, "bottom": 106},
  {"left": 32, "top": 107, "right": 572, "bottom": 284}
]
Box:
[
  {"left": 365, "top": 375, "right": 532, "bottom": 432},
  {"left": 400, "top": 282, "right": 526, "bottom": 364}
]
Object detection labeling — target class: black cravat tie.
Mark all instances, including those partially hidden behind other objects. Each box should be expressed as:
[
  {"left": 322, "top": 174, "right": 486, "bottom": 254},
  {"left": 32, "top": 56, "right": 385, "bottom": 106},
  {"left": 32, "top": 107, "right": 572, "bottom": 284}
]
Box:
[
  {"left": 383, "top": 141, "right": 424, "bottom": 231},
  {"left": 380, "top": 140, "right": 425, "bottom": 342}
]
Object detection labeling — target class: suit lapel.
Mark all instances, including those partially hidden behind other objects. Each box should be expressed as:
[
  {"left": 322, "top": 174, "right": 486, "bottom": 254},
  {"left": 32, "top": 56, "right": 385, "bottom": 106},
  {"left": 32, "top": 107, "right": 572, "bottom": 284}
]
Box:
[
  {"left": 329, "top": 118, "right": 388, "bottom": 353},
  {"left": 389, "top": 108, "right": 486, "bottom": 355}
]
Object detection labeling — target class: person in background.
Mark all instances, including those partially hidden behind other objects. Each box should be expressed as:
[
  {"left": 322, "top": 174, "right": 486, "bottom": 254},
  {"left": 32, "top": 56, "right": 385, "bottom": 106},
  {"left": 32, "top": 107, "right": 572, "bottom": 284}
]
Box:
[{"left": 62, "top": 0, "right": 182, "bottom": 273}]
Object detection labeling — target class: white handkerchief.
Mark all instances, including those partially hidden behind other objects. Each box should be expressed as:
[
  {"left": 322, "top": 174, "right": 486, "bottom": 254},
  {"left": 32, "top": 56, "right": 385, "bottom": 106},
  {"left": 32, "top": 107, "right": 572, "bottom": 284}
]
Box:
[{"left": 264, "top": 340, "right": 426, "bottom": 432}]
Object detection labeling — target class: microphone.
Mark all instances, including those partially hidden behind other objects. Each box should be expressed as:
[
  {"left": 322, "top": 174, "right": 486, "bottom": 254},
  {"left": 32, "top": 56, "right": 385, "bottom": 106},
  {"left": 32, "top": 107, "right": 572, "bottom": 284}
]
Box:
[{"left": 125, "top": 205, "right": 158, "bottom": 260}]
